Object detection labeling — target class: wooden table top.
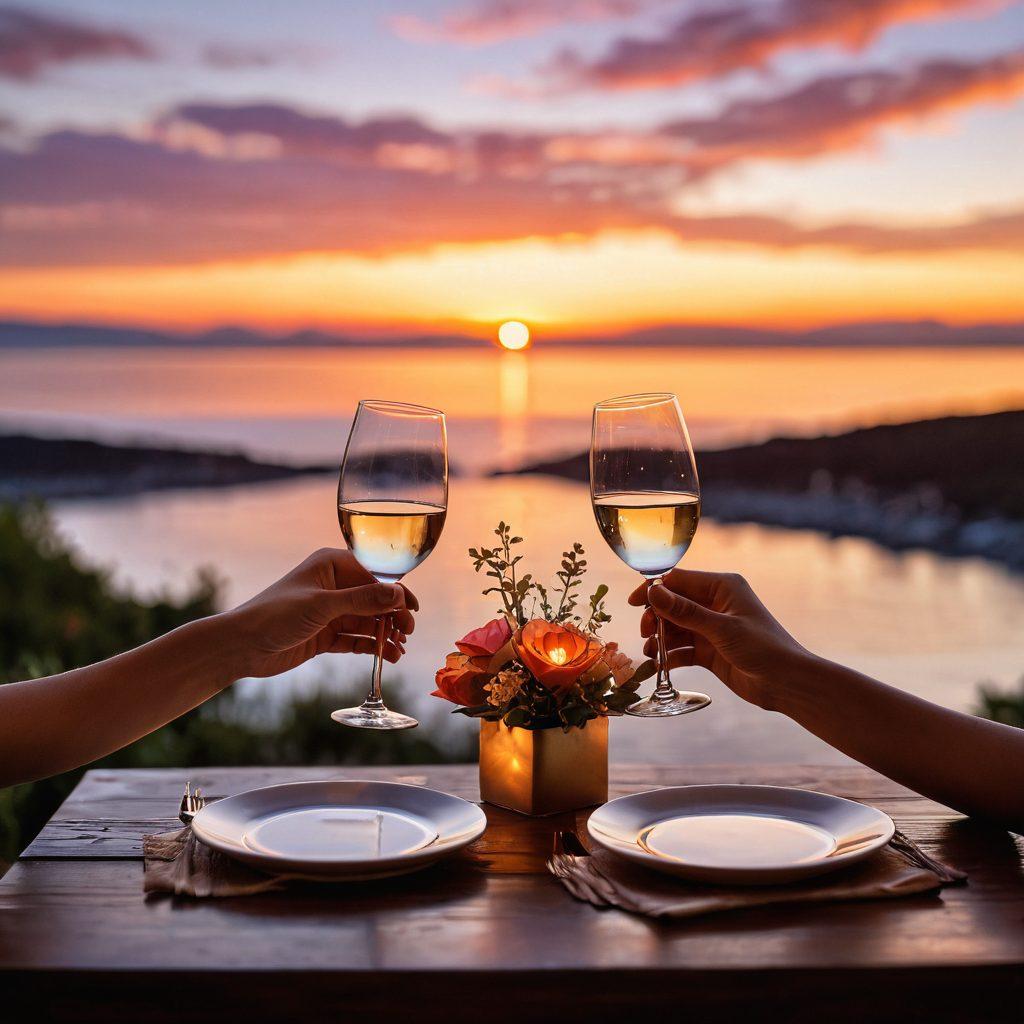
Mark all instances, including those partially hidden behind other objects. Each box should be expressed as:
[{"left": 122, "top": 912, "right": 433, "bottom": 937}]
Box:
[{"left": 2, "top": 763, "right": 1022, "bottom": 1023}]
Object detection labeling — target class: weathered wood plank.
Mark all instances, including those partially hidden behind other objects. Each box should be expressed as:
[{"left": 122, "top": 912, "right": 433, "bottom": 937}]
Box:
[
  {"left": 2, "top": 857, "right": 1023, "bottom": 972},
  {"left": 3, "top": 763, "right": 1022, "bottom": 1024}
]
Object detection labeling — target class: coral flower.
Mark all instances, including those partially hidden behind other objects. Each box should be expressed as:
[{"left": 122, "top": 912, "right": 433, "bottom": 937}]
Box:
[
  {"left": 515, "top": 619, "right": 604, "bottom": 694},
  {"left": 601, "top": 642, "right": 635, "bottom": 685},
  {"left": 432, "top": 653, "right": 489, "bottom": 707},
  {"left": 455, "top": 617, "right": 512, "bottom": 658}
]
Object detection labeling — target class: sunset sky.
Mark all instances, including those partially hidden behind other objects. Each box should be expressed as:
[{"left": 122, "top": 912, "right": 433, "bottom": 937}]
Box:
[{"left": 1, "top": 0, "right": 1024, "bottom": 336}]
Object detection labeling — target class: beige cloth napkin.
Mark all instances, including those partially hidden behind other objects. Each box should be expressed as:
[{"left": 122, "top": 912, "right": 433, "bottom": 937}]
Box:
[
  {"left": 547, "top": 828, "right": 965, "bottom": 919},
  {"left": 144, "top": 827, "right": 291, "bottom": 898}
]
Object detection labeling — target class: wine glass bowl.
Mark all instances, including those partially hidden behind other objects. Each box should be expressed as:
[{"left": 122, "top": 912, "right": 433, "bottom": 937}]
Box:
[
  {"left": 590, "top": 393, "right": 711, "bottom": 719},
  {"left": 333, "top": 400, "right": 448, "bottom": 731},
  {"left": 338, "top": 501, "right": 446, "bottom": 584}
]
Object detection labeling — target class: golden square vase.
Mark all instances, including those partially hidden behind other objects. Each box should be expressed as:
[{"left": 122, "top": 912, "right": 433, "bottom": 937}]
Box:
[{"left": 479, "top": 717, "right": 609, "bottom": 816}]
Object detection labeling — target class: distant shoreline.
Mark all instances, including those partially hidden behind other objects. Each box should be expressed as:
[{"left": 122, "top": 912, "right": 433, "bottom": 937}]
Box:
[
  {"left": 0, "top": 434, "right": 332, "bottom": 502},
  {"left": 495, "top": 410, "right": 1024, "bottom": 570},
  {"left": 3, "top": 411, "right": 1023, "bottom": 569},
  {"left": 3, "top": 318, "right": 1024, "bottom": 349}
]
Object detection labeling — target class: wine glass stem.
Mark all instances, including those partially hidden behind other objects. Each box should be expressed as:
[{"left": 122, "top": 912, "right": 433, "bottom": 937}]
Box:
[
  {"left": 652, "top": 576, "right": 676, "bottom": 699},
  {"left": 365, "top": 613, "right": 392, "bottom": 708}
]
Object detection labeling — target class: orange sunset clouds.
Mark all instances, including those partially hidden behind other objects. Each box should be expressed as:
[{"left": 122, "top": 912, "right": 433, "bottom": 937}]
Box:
[{"left": 1, "top": 0, "right": 1023, "bottom": 335}]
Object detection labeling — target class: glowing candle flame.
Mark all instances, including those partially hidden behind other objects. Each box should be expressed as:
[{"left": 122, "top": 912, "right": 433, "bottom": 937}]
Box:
[{"left": 548, "top": 647, "right": 568, "bottom": 666}]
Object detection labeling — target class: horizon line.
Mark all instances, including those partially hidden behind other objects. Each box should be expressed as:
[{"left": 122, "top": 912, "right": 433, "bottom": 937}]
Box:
[{"left": 1, "top": 316, "right": 1024, "bottom": 349}]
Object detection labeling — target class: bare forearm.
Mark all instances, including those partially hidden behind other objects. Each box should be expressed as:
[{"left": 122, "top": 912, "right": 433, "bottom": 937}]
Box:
[
  {"left": 0, "top": 613, "right": 244, "bottom": 787},
  {"left": 780, "top": 655, "right": 1024, "bottom": 829}
]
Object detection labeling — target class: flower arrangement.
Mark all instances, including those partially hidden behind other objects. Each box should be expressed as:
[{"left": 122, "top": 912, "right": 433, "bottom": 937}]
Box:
[{"left": 432, "top": 522, "right": 652, "bottom": 730}]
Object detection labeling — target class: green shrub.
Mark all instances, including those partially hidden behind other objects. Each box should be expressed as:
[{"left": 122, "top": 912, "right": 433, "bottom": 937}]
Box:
[{"left": 974, "top": 676, "right": 1024, "bottom": 729}]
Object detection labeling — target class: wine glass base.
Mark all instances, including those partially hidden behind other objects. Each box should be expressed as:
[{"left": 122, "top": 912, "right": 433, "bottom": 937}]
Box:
[
  {"left": 331, "top": 706, "right": 419, "bottom": 731},
  {"left": 626, "top": 690, "right": 711, "bottom": 719}
]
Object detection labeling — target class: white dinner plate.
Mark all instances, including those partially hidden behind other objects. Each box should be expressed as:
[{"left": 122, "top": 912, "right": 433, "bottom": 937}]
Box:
[
  {"left": 191, "top": 780, "right": 486, "bottom": 880},
  {"left": 587, "top": 785, "right": 894, "bottom": 885}
]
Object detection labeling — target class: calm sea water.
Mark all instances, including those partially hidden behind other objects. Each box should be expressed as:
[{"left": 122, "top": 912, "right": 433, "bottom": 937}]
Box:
[
  {"left": 3, "top": 344, "right": 1024, "bottom": 467},
  {"left": 3, "top": 345, "right": 1024, "bottom": 764}
]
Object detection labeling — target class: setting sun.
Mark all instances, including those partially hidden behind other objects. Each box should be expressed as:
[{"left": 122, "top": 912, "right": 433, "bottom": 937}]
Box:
[{"left": 498, "top": 321, "right": 531, "bottom": 351}]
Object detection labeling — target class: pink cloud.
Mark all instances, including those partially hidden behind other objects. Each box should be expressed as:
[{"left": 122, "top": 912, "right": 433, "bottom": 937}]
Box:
[
  {"left": 535, "top": 0, "right": 1006, "bottom": 92},
  {"left": 3, "top": 123, "right": 1022, "bottom": 268},
  {"left": 389, "top": 0, "right": 670, "bottom": 45},
  {"left": 200, "top": 44, "right": 283, "bottom": 70},
  {"left": 3, "top": 44, "right": 1024, "bottom": 267},
  {"left": 0, "top": 5, "right": 154, "bottom": 80},
  {"left": 157, "top": 104, "right": 453, "bottom": 162},
  {"left": 164, "top": 44, "right": 1024, "bottom": 187},
  {"left": 661, "top": 48, "right": 1024, "bottom": 172}
]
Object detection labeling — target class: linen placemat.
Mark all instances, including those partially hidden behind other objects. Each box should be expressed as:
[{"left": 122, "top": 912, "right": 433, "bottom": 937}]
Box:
[
  {"left": 547, "top": 828, "right": 965, "bottom": 919},
  {"left": 144, "top": 826, "right": 292, "bottom": 898}
]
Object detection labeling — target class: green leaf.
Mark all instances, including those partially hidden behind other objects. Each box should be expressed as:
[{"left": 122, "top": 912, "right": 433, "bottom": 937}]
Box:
[
  {"left": 503, "top": 707, "right": 530, "bottom": 728},
  {"left": 604, "top": 690, "right": 641, "bottom": 711},
  {"left": 629, "top": 659, "right": 657, "bottom": 685},
  {"left": 452, "top": 704, "right": 500, "bottom": 719}
]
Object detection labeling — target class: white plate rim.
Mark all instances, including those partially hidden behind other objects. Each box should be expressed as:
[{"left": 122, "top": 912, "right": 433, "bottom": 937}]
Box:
[
  {"left": 586, "top": 784, "right": 894, "bottom": 882},
  {"left": 191, "top": 779, "right": 487, "bottom": 878}
]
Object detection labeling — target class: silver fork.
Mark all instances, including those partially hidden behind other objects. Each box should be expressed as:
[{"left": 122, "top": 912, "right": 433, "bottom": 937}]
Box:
[{"left": 178, "top": 782, "right": 206, "bottom": 825}]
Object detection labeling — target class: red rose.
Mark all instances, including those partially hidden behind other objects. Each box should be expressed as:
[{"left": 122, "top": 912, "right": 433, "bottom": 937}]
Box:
[
  {"left": 431, "top": 652, "right": 489, "bottom": 707},
  {"left": 455, "top": 617, "right": 513, "bottom": 658}
]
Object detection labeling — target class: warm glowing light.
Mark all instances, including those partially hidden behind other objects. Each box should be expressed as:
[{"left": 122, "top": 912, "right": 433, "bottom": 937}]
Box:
[
  {"left": 498, "top": 320, "right": 531, "bottom": 351},
  {"left": 548, "top": 647, "right": 568, "bottom": 666},
  {"left": 4, "top": 235, "right": 1024, "bottom": 332}
]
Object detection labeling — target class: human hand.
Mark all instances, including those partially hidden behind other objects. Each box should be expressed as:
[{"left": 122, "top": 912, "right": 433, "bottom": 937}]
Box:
[
  {"left": 629, "top": 570, "right": 812, "bottom": 711},
  {"left": 223, "top": 548, "right": 418, "bottom": 679}
]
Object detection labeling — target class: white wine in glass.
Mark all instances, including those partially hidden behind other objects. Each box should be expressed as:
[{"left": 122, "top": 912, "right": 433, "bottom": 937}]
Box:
[
  {"left": 590, "top": 394, "right": 711, "bottom": 719},
  {"left": 333, "top": 401, "right": 448, "bottom": 731},
  {"left": 592, "top": 491, "right": 700, "bottom": 579},
  {"left": 338, "top": 500, "right": 446, "bottom": 584}
]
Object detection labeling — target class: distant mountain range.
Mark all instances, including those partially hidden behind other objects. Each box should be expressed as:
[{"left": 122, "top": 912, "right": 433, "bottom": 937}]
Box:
[
  {"left": 0, "top": 433, "right": 331, "bottom": 501},
  {"left": 1, "top": 319, "right": 1023, "bottom": 349}
]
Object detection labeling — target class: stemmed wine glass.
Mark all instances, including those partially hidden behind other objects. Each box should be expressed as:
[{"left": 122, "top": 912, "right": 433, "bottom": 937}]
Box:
[
  {"left": 332, "top": 400, "right": 448, "bottom": 730},
  {"left": 590, "top": 393, "right": 711, "bottom": 718}
]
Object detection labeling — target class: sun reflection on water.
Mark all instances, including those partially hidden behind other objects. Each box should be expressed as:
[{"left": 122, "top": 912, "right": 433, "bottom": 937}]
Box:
[{"left": 498, "top": 348, "right": 530, "bottom": 469}]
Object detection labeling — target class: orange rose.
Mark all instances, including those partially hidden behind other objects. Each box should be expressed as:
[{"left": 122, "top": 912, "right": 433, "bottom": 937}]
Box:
[
  {"left": 514, "top": 619, "right": 604, "bottom": 695},
  {"left": 432, "top": 652, "right": 489, "bottom": 707}
]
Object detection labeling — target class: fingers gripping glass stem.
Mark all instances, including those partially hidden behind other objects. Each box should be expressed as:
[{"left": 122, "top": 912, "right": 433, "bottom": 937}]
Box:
[
  {"left": 368, "top": 613, "right": 391, "bottom": 705},
  {"left": 653, "top": 584, "right": 673, "bottom": 695}
]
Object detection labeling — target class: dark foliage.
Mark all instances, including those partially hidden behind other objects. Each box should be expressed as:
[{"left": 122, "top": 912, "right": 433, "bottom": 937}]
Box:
[{"left": 974, "top": 677, "right": 1024, "bottom": 729}]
